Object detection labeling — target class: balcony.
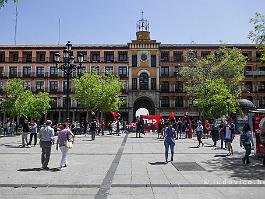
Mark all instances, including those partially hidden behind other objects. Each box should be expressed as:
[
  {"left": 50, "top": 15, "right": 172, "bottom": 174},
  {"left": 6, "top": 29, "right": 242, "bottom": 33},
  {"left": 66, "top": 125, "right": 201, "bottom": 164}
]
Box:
[
  {"left": 160, "top": 73, "right": 169, "bottom": 77},
  {"left": 245, "top": 70, "right": 265, "bottom": 76},
  {"left": 119, "top": 74, "right": 128, "bottom": 78}
]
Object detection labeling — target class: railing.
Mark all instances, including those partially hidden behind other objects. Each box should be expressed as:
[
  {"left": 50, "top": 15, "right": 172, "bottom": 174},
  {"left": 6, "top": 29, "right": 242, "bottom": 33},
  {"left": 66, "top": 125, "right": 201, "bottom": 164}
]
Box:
[{"left": 245, "top": 70, "right": 265, "bottom": 76}]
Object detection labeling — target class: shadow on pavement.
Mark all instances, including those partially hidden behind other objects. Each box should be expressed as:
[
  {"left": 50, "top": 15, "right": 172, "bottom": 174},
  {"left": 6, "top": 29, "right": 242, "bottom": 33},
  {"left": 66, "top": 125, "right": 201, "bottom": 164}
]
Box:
[
  {"left": 189, "top": 146, "right": 199, "bottom": 148},
  {"left": 18, "top": 167, "right": 61, "bottom": 172},
  {"left": 4, "top": 144, "right": 23, "bottom": 148},
  {"left": 148, "top": 161, "right": 167, "bottom": 165},
  {"left": 203, "top": 154, "right": 265, "bottom": 180}
]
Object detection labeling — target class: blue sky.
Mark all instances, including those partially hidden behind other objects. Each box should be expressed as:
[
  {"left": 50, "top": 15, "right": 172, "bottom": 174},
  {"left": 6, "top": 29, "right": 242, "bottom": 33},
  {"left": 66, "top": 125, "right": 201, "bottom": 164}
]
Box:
[{"left": 0, "top": 0, "right": 264, "bottom": 45}]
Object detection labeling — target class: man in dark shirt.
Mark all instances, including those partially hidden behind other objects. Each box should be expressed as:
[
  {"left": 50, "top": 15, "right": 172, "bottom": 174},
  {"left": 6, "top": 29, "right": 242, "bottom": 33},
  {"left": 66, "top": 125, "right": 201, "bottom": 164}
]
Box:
[{"left": 22, "top": 120, "right": 30, "bottom": 147}]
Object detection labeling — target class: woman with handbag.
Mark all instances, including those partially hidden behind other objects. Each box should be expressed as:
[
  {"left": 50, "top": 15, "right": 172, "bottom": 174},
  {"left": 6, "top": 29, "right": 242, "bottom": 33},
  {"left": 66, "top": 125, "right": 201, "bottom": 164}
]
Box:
[{"left": 56, "top": 123, "right": 74, "bottom": 170}]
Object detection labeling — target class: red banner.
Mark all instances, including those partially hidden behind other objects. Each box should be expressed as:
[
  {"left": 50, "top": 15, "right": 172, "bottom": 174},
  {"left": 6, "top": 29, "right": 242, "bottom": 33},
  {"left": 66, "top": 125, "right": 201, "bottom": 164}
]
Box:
[
  {"left": 140, "top": 115, "right": 162, "bottom": 130},
  {"left": 254, "top": 115, "right": 265, "bottom": 155}
]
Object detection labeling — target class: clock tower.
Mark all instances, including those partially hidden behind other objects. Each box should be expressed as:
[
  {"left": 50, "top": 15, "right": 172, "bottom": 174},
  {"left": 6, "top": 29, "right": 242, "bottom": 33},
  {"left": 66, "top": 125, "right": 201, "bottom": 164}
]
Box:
[{"left": 127, "top": 12, "right": 161, "bottom": 122}]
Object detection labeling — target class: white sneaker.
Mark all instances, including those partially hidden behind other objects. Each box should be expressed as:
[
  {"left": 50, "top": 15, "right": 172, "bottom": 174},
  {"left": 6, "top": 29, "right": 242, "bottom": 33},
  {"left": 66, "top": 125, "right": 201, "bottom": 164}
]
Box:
[{"left": 27, "top": 145, "right": 31, "bottom": 148}]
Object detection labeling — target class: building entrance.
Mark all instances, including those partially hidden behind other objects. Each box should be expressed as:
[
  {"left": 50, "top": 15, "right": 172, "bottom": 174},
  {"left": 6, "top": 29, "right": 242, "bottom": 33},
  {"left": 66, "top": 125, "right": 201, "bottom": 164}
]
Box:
[{"left": 133, "top": 97, "right": 155, "bottom": 121}]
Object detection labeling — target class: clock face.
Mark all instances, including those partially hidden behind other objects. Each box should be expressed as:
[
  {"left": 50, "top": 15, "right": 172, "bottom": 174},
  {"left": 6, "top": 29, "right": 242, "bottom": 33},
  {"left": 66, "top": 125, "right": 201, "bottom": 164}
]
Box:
[{"left": 141, "top": 53, "right": 148, "bottom": 61}]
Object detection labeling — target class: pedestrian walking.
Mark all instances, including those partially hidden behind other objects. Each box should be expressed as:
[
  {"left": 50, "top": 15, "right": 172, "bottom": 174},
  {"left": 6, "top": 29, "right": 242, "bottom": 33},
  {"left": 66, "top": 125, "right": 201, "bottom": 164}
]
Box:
[
  {"left": 219, "top": 121, "right": 226, "bottom": 149},
  {"left": 204, "top": 120, "right": 210, "bottom": 139},
  {"left": 164, "top": 122, "right": 176, "bottom": 163},
  {"left": 90, "top": 119, "right": 97, "bottom": 140},
  {"left": 240, "top": 123, "right": 254, "bottom": 164},
  {"left": 136, "top": 117, "right": 143, "bottom": 138},
  {"left": 158, "top": 119, "right": 165, "bottom": 139},
  {"left": 22, "top": 120, "right": 30, "bottom": 147},
  {"left": 211, "top": 120, "right": 220, "bottom": 147},
  {"left": 28, "top": 120, "right": 38, "bottom": 147},
  {"left": 3, "top": 121, "right": 9, "bottom": 136},
  {"left": 38, "top": 120, "right": 54, "bottom": 169},
  {"left": 196, "top": 121, "right": 204, "bottom": 147},
  {"left": 56, "top": 123, "right": 74, "bottom": 170},
  {"left": 176, "top": 118, "right": 182, "bottom": 139},
  {"left": 225, "top": 118, "right": 235, "bottom": 156},
  {"left": 185, "top": 122, "right": 190, "bottom": 139}
]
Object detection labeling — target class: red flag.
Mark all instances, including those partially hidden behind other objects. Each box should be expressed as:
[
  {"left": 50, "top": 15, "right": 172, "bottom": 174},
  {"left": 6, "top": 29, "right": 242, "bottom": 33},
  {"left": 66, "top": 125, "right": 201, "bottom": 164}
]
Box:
[
  {"left": 112, "top": 112, "right": 120, "bottom": 117},
  {"left": 169, "top": 112, "right": 175, "bottom": 118}
]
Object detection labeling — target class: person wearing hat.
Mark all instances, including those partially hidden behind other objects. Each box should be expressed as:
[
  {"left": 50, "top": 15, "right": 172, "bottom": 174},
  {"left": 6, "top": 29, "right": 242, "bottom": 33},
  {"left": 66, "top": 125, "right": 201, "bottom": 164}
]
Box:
[{"left": 163, "top": 122, "right": 176, "bottom": 163}]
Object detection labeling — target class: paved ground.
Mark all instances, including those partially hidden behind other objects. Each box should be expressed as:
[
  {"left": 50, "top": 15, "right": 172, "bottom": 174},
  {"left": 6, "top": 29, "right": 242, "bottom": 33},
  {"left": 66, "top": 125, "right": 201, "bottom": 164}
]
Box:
[{"left": 0, "top": 131, "right": 265, "bottom": 199}]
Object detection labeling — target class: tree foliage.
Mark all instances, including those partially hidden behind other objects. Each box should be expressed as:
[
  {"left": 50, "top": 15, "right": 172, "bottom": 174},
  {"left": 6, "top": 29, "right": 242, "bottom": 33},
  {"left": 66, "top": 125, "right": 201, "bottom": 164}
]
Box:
[
  {"left": 75, "top": 72, "right": 123, "bottom": 112},
  {"left": 1, "top": 79, "right": 51, "bottom": 119},
  {"left": 249, "top": 12, "right": 265, "bottom": 63},
  {"left": 0, "top": 0, "right": 17, "bottom": 7},
  {"left": 180, "top": 47, "right": 246, "bottom": 118}
]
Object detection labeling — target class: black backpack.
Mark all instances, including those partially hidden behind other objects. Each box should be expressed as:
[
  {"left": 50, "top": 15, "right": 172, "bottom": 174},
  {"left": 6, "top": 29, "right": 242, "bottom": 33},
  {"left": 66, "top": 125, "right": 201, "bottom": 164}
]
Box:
[{"left": 240, "top": 132, "right": 249, "bottom": 144}]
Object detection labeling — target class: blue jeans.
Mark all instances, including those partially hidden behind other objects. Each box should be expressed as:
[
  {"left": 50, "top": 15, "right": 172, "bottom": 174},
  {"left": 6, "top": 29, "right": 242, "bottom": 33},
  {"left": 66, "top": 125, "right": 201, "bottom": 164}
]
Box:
[
  {"left": 164, "top": 138, "right": 175, "bottom": 161},
  {"left": 243, "top": 143, "right": 251, "bottom": 164}
]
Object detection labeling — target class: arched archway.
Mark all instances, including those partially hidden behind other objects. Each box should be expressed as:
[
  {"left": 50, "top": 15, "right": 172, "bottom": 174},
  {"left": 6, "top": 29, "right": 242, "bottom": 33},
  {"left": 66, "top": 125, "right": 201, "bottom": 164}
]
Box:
[{"left": 133, "top": 97, "right": 155, "bottom": 120}]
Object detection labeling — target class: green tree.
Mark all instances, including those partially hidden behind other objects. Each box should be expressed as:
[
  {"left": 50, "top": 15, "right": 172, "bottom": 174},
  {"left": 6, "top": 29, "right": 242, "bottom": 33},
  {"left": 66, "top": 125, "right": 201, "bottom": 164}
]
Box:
[
  {"left": 75, "top": 72, "right": 123, "bottom": 112},
  {"left": 0, "top": 0, "right": 17, "bottom": 7},
  {"left": 1, "top": 79, "right": 51, "bottom": 119},
  {"left": 180, "top": 47, "right": 246, "bottom": 118},
  {"left": 249, "top": 12, "right": 265, "bottom": 63},
  {"left": 1, "top": 79, "right": 25, "bottom": 118}
]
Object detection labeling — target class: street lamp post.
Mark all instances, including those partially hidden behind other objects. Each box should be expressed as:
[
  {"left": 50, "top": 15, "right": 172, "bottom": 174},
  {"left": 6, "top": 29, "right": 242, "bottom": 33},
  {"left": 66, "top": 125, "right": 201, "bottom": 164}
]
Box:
[
  {"left": 54, "top": 41, "right": 84, "bottom": 122},
  {"left": 226, "top": 96, "right": 231, "bottom": 117}
]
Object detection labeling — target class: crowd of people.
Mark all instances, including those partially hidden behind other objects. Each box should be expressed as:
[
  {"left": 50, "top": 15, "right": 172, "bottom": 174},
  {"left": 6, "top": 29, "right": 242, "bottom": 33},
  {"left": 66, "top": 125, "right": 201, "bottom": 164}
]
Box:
[{"left": 1, "top": 114, "right": 265, "bottom": 170}]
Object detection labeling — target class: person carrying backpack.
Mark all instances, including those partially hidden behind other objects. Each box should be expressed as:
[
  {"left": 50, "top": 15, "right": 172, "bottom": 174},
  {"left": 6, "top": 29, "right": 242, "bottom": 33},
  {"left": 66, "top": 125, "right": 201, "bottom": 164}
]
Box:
[{"left": 240, "top": 123, "right": 254, "bottom": 165}]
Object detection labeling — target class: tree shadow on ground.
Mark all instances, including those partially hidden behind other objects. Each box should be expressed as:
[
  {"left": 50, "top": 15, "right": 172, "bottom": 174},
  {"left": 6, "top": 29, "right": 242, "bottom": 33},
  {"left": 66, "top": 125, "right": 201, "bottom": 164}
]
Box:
[
  {"left": 148, "top": 161, "right": 168, "bottom": 165},
  {"left": 202, "top": 153, "right": 265, "bottom": 180},
  {"left": 18, "top": 167, "right": 61, "bottom": 172}
]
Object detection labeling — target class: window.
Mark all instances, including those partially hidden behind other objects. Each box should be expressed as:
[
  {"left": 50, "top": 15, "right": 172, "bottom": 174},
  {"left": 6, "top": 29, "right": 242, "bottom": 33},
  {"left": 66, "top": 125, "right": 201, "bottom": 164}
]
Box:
[
  {"left": 13, "top": 53, "right": 18, "bottom": 62},
  {"left": 132, "top": 78, "right": 137, "bottom": 90},
  {"left": 77, "top": 67, "right": 86, "bottom": 76},
  {"left": 151, "top": 55, "right": 156, "bottom": 67},
  {"left": 0, "top": 81, "right": 3, "bottom": 92},
  {"left": 23, "top": 66, "right": 31, "bottom": 77},
  {"left": 245, "top": 81, "right": 252, "bottom": 92},
  {"left": 120, "top": 96, "right": 127, "bottom": 108},
  {"left": 132, "top": 55, "right": 137, "bottom": 67},
  {"left": 119, "top": 53, "right": 128, "bottom": 61},
  {"left": 161, "top": 66, "right": 169, "bottom": 77},
  {"left": 256, "top": 52, "right": 261, "bottom": 61},
  {"left": 39, "top": 53, "right": 45, "bottom": 62},
  {"left": 0, "top": 53, "right": 5, "bottom": 62},
  {"left": 161, "top": 96, "right": 169, "bottom": 107},
  {"left": 49, "top": 81, "right": 58, "bottom": 93},
  {"left": 24, "top": 81, "right": 31, "bottom": 90},
  {"left": 174, "top": 52, "right": 183, "bottom": 62},
  {"left": 161, "top": 52, "right": 169, "bottom": 62},
  {"left": 201, "top": 51, "right": 211, "bottom": 59},
  {"left": 160, "top": 81, "right": 169, "bottom": 92},
  {"left": 259, "top": 81, "right": 265, "bottom": 92},
  {"left": 259, "top": 66, "right": 265, "bottom": 71},
  {"left": 26, "top": 53, "right": 32, "bottom": 62},
  {"left": 105, "top": 52, "right": 114, "bottom": 62},
  {"left": 151, "top": 78, "right": 156, "bottom": 90},
  {"left": 105, "top": 66, "right": 113, "bottom": 75},
  {"left": 92, "top": 52, "right": 100, "bottom": 62},
  {"left": 0, "top": 67, "right": 3, "bottom": 77},
  {"left": 50, "top": 66, "right": 58, "bottom": 77},
  {"left": 9, "top": 66, "right": 17, "bottom": 77},
  {"left": 119, "top": 66, "right": 127, "bottom": 77},
  {"left": 260, "top": 97, "right": 265, "bottom": 107},
  {"left": 63, "top": 81, "right": 72, "bottom": 93},
  {"left": 91, "top": 66, "right": 100, "bottom": 74},
  {"left": 63, "top": 97, "right": 71, "bottom": 108},
  {"left": 36, "top": 66, "right": 45, "bottom": 77},
  {"left": 36, "top": 81, "right": 44, "bottom": 92},
  {"left": 175, "top": 96, "right": 183, "bottom": 107},
  {"left": 175, "top": 81, "right": 183, "bottom": 92},
  {"left": 140, "top": 72, "right": 149, "bottom": 90},
  {"left": 174, "top": 66, "right": 180, "bottom": 76},
  {"left": 50, "top": 97, "right": 58, "bottom": 108}
]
